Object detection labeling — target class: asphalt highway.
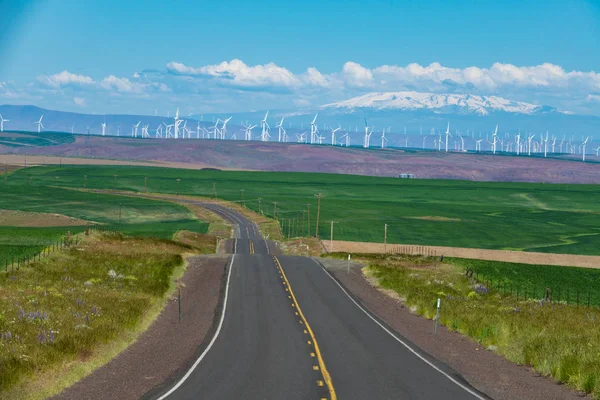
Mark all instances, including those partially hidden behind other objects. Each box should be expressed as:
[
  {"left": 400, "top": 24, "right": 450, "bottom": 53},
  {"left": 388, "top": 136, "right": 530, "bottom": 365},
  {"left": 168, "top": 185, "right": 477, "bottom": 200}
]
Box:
[{"left": 153, "top": 202, "right": 486, "bottom": 400}]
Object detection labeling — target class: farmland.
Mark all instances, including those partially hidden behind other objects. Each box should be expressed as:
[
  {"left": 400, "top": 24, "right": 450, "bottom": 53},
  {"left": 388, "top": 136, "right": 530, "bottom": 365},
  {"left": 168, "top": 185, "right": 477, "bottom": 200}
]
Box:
[
  {"left": 7, "top": 165, "right": 600, "bottom": 255},
  {"left": 0, "top": 131, "right": 75, "bottom": 148},
  {"left": 0, "top": 183, "right": 208, "bottom": 265}
]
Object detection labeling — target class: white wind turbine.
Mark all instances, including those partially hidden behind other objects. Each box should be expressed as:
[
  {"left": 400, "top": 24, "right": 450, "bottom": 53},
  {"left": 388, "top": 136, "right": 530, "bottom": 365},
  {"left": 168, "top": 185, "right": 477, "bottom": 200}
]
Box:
[
  {"left": 132, "top": 121, "right": 141, "bottom": 138},
  {"left": 363, "top": 119, "right": 373, "bottom": 148},
  {"left": 422, "top": 135, "right": 427, "bottom": 149},
  {"left": 0, "top": 114, "right": 9, "bottom": 132},
  {"left": 475, "top": 139, "right": 483, "bottom": 152},
  {"left": 221, "top": 117, "right": 232, "bottom": 140},
  {"left": 331, "top": 126, "right": 341, "bottom": 146},
  {"left": 339, "top": 133, "right": 349, "bottom": 146},
  {"left": 515, "top": 131, "right": 521, "bottom": 155},
  {"left": 491, "top": 124, "right": 498, "bottom": 154},
  {"left": 101, "top": 121, "right": 107, "bottom": 136},
  {"left": 444, "top": 122, "right": 451, "bottom": 152},
  {"left": 35, "top": 115, "right": 44, "bottom": 133},
  {"left": 595, "top": 146, "right": 600, "bottom": 157},
  {"left": 381, "top": 130, "right": 389, "bottom": 149},
  {"left": 155, "top": 124, "right": 163, "bottom": 138},
  {"left": 276, "top": 117, "right": 286, "bottom": 143},
  {"left": 527, "top": 134, "right": 535, "bottom": 156},
  {"left": 243, "top": 123, "right": 257, "bottom": 141},
  {"left": 543, "top": 131, "right": 549, "bottom": 157},
  {"left": 197, "top": 121, "right": 201, "bottom": 139},
  {"left": 551, "top": 136, "right": 557, "bottom": 153},
  {"left": 173, "top": 107, "right": 180, "bottom": 139},
  {"left": 582, "top": 137, "right": 590, "bottom": 161},
  {"left": 261, "top": 111, "right": 271, "bottom": 142},
  {"left": 310, "top": 113, "right": 318, "bottom": 144},
  {"left": 459, "top": 135, "right": 465, "bottom": 151}
]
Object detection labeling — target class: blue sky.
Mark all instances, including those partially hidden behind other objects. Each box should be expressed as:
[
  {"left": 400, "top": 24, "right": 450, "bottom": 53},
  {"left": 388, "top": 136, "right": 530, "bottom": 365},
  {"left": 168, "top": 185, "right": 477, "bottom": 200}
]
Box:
[{"left": 1, "top": 0, "right": 599, "bottom": 115}]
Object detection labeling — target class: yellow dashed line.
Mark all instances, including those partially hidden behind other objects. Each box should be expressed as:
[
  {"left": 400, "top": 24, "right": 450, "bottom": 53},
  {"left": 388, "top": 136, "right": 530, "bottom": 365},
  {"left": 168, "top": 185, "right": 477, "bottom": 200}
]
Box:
[
  {"left": 272, "top": 255, "right": 336, "bottom": 400},
  {"left": 249, "top": 240, "right": 255, "bottom": 254}
]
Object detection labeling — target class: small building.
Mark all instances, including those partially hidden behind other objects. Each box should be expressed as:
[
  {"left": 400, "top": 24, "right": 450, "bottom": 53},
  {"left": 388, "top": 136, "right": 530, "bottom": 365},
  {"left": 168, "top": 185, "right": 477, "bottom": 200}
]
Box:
[{"left": 398, "top": 173, "right": 415, "bottom": 179}]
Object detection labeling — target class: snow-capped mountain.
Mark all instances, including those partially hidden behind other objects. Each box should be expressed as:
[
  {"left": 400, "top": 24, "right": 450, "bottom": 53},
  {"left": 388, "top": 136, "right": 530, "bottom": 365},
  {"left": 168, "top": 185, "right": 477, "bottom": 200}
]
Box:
[{"left": 321, "top": 92, "right": 556, "bottom": 116}]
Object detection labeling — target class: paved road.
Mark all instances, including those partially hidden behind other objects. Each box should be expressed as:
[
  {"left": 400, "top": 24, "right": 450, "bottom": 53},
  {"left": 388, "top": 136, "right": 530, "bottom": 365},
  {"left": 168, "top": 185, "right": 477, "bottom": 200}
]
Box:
[{"left": 153, "top": 203, "right": 486, "bottom": 400}]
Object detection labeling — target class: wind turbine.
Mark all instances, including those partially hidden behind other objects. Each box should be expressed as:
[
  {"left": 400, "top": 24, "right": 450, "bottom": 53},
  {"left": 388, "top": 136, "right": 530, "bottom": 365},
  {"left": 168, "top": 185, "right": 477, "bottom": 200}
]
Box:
[
  {"left": 551, "top": 136, "right": 557, "bottom": 153},
  {"left": 310, "top": 114, "right": 318, "bottom": 144},
  {"left": 475, "top": 139, "right": 483, "bottom": 152},
  {"left": 527, "top": 134, "right": 535, "bottom": 156},
  {"left": 543, "top": 131, "right": 549, "bottom": 157},
  {"left": 445, "top": 122, "right": 451, "bottom": 152},
  {"left": 197, "top": 121, "right": 201, "bottom": 139},
  {"left": 331, "top": 126, "right": 341, "bottom": 146},
  {"left": 35, "top": 115, "right": 44, "bottom": 133},
  {"left": 595, "top": 146, "right": 600, "bottom": 157},
  {"left": 132, "top": 121, "right": 141, "bottom": 138},
  {"left": 363, "top": 119, "right": 373, "bottom": 148},
  {"left": 221, "top": 117, "right": 232, "bottom": 140},
  {"left": 582, "top": 137, "right": 590, "bottom": 161},
  {"left": 101, "top": 121, "right": 107, "bottom": 136},
  {"left": 491, "top": 125, "right": 498, "bottom": 154},
  {"left": 276, "top": 117, "right": 286, "bottom": 143},
  {"left": 173, "top": 107, "right": 180, "bottom": 139},
  {"left": 381, "top": 129, "right": 388, "bottom": 149},
  {"left": 0, "top": 114, "right": 9, "bottom": 132},
  {"left": 261, "top": 111, "right": 271, "bottom": 142}
]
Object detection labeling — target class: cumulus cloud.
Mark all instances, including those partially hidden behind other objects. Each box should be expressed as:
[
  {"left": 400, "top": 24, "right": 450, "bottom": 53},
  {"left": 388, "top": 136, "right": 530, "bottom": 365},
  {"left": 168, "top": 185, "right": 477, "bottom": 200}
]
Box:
[{"left": 37, "top": 71, "right": 94, "bottom": 88}]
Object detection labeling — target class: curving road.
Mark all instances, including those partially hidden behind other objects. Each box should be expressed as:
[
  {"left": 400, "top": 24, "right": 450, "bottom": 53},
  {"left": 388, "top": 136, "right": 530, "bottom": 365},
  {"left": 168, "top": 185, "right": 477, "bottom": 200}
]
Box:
[{"left": 151, "top": 202, "right": 487, "bottom": 400}]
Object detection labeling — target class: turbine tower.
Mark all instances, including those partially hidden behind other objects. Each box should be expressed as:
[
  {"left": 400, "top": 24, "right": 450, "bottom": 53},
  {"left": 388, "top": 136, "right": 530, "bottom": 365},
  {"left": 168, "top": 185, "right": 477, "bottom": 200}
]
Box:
[
  {"left": 35, "top": 115, "right": 44, "bottom": 133},
  {"left": 101, "top": 121, "right": 107, "bottom": 136},
  {"left": 261, "top": 111, "right": 270, "bottom": 142},
  {"left": 310, "top": 114, "right": 318, "bottom": 144},
  {"left": 276, "top": 117, "right": 286, "bottom": 143},
  {"left": 0, "top": 114, "right": 9, "bottom": 132},
  {"left": 582, "top": 137, "right": 590, "bottom": 161},
  {"left": 221, "top": 117, "right": 232, "bottom": 140},
  {"left": 491, "top": 124, "right": 498, "bottom": 154},
  {"left": 132, "top": 121, "right": 141, "bottom": 138},
  {"left": 331, "top": 126, "right": 341, "bottom": 146},
  {"left": 363, "top": 119, "right": 373, "bottom": 148},
  {"left": 445, "top": 122, "right": 451, "bottom": 152}
]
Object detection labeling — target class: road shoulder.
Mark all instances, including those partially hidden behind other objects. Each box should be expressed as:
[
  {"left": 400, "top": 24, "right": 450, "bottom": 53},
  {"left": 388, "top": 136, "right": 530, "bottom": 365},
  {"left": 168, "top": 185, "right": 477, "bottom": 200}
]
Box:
[{"left": 317, "top": 257, "right": 586, "bottom": 400}]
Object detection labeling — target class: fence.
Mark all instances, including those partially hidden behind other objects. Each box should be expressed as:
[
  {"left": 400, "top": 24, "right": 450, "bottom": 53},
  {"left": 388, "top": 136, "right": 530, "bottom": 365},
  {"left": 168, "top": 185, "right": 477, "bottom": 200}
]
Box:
[{"left": 389, "top": 244, "right": 597, "bottom": 308}]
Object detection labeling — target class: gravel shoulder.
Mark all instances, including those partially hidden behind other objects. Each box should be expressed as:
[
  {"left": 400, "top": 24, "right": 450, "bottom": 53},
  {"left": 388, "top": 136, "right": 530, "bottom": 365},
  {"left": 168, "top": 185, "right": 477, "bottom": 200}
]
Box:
[
  {"left": 53, "top": 255, "right": 228, "bottom": 400},
  {"left": 318, "top": 257, "right": 586, "bottom": 400}
]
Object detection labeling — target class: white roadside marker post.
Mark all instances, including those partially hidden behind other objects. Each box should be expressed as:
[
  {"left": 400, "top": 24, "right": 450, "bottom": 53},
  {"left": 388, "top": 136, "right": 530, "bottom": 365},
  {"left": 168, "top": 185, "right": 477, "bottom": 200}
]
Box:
[
  {"left": 347, "top": 254, "right": 351, "bottom": 275},
  {"left": 434, "top": 298, "right": 441, "bottom": 334}
]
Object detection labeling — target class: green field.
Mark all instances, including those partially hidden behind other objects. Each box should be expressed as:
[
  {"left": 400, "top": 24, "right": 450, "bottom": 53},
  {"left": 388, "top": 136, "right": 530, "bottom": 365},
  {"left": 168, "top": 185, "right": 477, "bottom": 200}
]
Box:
[
  {"left": 7, "top": 165, "right": 600, "bottom": 255},
  {"left": 451, "top": 258, "right": 600, "bottom": 306},
  {"left": 0, "top": 182, "right": 208, "bottom": 264}
]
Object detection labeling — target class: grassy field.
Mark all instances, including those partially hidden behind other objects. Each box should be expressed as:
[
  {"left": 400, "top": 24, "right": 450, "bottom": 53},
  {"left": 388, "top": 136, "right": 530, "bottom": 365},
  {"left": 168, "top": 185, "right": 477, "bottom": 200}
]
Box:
[
  {"left": 339, "top": 253, "right": 600, "bottom": 398},
  {"left": 0, "top": 183, "right": 208, "bottom": 267},
  {"left": 451, "top": 258, "right": 600, "bottom": 306},
  {"left": 0, "top": 226, "right": 86, "bottom": 268},
  {"left": 7, "top": 165, "right": 600, "bottom": 255},
  {"left": 0, "top": 232, "right": 200, "bottom": 398}
]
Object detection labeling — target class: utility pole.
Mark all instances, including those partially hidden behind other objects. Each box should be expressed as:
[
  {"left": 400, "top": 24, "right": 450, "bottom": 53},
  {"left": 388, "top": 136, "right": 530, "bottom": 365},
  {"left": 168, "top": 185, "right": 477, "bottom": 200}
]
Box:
[
  {"left": 296, "top": 215, "right": 299, "bottom": 237},
  {"left": 315, "top": 193, "right": 323, "bottom": 239},
  {"left": 306, "top": 204, "right": 311, "bottom": 237},
  {"left": 302, "top": 210, "right": 307, "bottom": 237},
  {"left": 258, "top": 198, "right": 262, "bottom": 214},
  {"left": 240, "top": 189, "right": 245, "bottom": 207},
  {"left": 118, "top": 203, "right": 122, "bottom": 225},
  {"left": 212, "top": 182, "right": 216, "bottom": 199},
  {"left": 384, "top": 223, "right": 388, "bottom": 253},
  {"left": 113, "top": 174, "right": 117, "bottom": 190},
  {"left": 288, "top": 217, "right": 292, "bottom": 238},
  {"left": 84, "top": 175, "right": 87, "bottom": 189},
  {"left": 176, "top": 178, "right": 181, "bottom": 196},
  {"left": 273, "top": 202, "right": 278, "bottom": 219},
  {"left": 144, "top": 177, "right": 147, "bottom": 193}
]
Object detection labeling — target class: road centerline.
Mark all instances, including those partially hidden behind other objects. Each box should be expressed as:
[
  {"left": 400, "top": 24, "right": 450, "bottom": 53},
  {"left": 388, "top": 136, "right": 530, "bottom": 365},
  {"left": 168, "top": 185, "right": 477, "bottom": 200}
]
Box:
[{"left": 273, "top": 255, "right": 337, "bottom": 400}]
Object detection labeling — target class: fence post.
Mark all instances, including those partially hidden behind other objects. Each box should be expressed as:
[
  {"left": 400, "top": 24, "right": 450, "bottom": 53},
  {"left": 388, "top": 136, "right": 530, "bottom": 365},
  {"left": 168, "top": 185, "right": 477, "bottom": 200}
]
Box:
[{"left": 588, "top": 290, "right": 591, "bottom": 308}]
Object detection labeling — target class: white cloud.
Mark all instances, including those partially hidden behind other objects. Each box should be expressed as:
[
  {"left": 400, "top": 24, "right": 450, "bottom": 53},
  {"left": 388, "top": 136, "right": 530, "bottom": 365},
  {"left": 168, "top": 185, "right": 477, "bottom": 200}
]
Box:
[
  {"left": 73, "top": 97, "right": 86, "bottom": 106},
  {"left": 10, "top": 60, "right": 600, "bottom": 115},
  {"left": 37, "top": 70, "right": 94, "bottom": 88}
]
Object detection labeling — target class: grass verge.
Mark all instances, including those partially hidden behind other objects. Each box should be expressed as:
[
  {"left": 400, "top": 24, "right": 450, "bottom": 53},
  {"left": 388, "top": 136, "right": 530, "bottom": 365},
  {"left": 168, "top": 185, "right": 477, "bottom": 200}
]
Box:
[
  {"left": 331, "top": 253, "right": 600, "bottom": 398},
  {"left": 0, "top": 231, "right": 198, "bottom": 399}
]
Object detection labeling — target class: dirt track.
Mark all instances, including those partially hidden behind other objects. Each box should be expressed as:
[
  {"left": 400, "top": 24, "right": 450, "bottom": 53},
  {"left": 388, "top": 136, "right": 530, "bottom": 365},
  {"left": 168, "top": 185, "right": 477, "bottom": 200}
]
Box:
[{"left": 323, "top": 240, "right": 600, "bottom": 269}]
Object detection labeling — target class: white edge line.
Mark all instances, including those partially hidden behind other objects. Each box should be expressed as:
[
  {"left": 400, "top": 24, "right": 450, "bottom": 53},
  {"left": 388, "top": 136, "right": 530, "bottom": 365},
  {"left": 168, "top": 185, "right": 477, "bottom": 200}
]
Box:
[
  {"left": 311, "top": 258, "right": 486, "bottom": 400},
  {"left": 157, "top": 240, "right": 237, "bottom": 400}
]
